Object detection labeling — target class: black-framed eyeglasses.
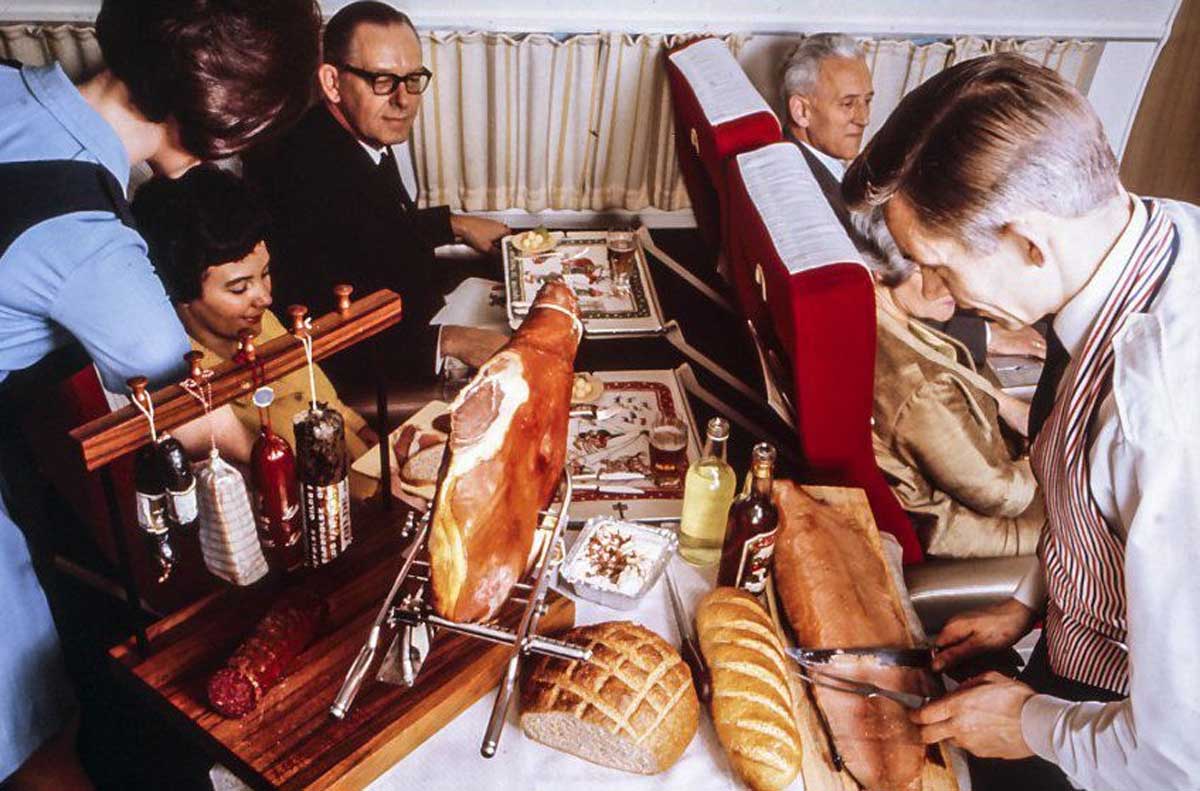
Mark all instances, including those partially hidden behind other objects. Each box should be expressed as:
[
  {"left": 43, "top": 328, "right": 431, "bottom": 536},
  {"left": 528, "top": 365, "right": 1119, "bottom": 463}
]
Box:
[{"left": 337, "top": 63, "right": 432, "bottom": 96}]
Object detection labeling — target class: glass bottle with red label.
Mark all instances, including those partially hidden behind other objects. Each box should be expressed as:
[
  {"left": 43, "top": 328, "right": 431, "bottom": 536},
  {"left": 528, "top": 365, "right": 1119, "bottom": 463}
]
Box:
[
  {"left": 717, "top": 443, "right": 778, "bottom": 593},
  {"left": 250, "top": 386, "right": 303, "bottom": 571}
]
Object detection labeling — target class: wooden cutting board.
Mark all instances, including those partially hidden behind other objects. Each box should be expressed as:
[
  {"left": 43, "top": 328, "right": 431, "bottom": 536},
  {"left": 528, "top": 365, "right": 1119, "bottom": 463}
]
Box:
[
  {"left": 763, "top": 486, "right": 959, "bottom": 791},
  {"left": 109, "top": 502, "right": 575, "bottom": 791}
]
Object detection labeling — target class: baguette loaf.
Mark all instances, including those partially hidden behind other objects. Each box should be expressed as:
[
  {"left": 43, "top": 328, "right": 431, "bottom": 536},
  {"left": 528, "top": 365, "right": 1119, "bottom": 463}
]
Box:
[
  {"left": 520, "top": 621, "right": 699, "bottom": 774},
  {"left": 697, "top": 587, "right": 802, "bottom": 791}
]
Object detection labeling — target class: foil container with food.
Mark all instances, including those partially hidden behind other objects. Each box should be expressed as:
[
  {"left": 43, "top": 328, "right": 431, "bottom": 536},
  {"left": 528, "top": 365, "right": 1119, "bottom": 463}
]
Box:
[{"left": 559, "top": 516, "right": 676, "bottom": 610}]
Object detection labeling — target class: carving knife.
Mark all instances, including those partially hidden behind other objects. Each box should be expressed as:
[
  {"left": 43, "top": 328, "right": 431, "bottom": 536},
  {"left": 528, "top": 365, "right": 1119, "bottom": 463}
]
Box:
[{"left": 664, "top": 568, "right": 711, "bottom": 703}]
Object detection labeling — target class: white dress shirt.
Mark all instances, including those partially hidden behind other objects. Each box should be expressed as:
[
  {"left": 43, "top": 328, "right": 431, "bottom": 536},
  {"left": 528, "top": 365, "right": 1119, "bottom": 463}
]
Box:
[
  {"left": 1013, "top": 196, "right": 1200, "bottom": 790},
  {"left": 799, "top": 140, "right": 846, "bottom": 183}
]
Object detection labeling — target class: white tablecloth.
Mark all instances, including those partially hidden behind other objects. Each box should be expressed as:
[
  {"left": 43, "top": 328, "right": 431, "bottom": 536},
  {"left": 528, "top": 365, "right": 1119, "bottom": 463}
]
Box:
[{"left": 212, "top": 537, "right": 971, "bottom": 791}]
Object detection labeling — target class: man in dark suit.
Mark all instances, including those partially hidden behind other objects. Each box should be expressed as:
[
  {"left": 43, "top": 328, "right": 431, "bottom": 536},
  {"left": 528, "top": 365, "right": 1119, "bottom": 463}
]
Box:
[
  {"left": 244, "top": 1, "right": 509, "bottom": 386},
  {"left": 779, "top": 34, "right": 1046, "bottom": 365}
]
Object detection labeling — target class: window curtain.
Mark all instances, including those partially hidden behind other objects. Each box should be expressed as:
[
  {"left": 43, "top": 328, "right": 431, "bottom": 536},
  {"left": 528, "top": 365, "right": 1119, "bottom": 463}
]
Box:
[
  {"left": 3, "top": 25, "right": 1097, "bottom": 214},
  {"left": 412, "top": 31, "right": 745, "bottom": 213}
]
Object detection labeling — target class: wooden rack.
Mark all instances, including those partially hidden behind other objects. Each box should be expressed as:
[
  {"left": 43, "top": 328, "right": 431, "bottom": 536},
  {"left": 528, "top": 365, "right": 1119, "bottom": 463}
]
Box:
[
  {"left": 72, "top": 286, "right": 402, "bottom": 471},
  {"left": 70, "top": 286, "right": 403, "bottom": 653}
]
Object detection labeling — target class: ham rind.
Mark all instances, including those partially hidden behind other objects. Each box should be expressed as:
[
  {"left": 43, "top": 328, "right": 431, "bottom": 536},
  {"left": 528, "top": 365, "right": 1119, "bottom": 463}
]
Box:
[
  {"left": 773, "top": 482, "right": 927, "bottom": 791},
  {"left": 429, "top": 281, "right": 580, "bottom": 622}
]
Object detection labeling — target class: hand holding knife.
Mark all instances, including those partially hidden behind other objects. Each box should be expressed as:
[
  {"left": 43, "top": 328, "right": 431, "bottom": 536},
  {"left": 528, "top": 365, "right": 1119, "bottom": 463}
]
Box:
[{"left": 664, "top": 567, "right": 712, "bottom": 703}]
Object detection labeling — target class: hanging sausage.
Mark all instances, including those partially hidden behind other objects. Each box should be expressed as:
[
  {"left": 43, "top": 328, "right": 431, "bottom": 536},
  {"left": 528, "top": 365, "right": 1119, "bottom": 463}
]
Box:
[
  {"left": 294, "top": 405, "right": 352, "bottom": 567},
  {"left": 128, "top": 377, "right": 175, "bottom": 582},
  {"left": 195, "top": 448, "right": 269, "bottom": 586},
  {"left": 287, "top": 305, "right": 353, "bottom": 568}
]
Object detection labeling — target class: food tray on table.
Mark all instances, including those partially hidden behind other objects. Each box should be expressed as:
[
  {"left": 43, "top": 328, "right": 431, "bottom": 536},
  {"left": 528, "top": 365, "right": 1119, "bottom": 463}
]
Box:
[
  {"left": 502, "top": 230, "right": 664, "bottom": 336},
  {"left": 563, "top": 368, "right": 701, "bottom": 523}
]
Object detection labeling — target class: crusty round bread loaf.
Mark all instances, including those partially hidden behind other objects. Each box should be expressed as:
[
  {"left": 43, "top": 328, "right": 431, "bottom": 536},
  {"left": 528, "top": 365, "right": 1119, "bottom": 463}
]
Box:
[
  {"left": 519, "top": 621, "right": 699, "bottom": 774},
  {"left": 697, "top": 587, "right": 802, "bottom": 791}
]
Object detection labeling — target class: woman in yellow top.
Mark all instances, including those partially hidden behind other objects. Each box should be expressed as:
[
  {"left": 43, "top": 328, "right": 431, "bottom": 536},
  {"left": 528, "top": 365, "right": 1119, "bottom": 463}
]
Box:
[
  {"left": 854, "top": 208, "right": 1044, "bottom": 559},
  {"left": 131, "top": 165, "right": 376, "bottom": 498}
]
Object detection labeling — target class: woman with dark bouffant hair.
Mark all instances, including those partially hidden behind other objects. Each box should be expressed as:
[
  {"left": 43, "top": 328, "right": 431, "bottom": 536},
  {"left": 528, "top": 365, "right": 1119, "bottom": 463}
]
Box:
[
  {"left": 132, "top": 166, "right": 376, "bottom": 499},
  {"left": 0, "top": 2, "right": 320, "bottom": 787}
]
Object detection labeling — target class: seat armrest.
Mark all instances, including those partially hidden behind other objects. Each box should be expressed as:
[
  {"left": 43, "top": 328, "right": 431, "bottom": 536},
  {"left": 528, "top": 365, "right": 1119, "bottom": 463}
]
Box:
[{"left": 904, "top": 555, "right": 1038, "bottom": 634}]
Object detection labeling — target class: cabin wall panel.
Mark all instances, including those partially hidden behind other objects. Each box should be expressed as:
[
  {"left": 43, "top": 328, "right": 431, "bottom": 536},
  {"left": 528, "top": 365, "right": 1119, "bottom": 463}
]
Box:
[{"left": 1121, "top": 0, "right": 1200, "bottom": 203}]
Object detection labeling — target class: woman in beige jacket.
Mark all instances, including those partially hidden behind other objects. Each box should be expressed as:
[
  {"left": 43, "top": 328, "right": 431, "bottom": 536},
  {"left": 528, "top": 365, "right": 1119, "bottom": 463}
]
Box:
[{"left": 854, "top": 209, "right": 1044, "bottom": 558}]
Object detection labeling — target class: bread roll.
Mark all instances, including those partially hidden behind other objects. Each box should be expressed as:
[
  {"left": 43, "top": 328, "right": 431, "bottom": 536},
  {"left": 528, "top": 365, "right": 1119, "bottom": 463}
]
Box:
[
  {"left": 520, "top": 621, "right": 699, "bottom": 774},
  {"left": 697, "top": 587, "right": 802, "bottom": 791}
]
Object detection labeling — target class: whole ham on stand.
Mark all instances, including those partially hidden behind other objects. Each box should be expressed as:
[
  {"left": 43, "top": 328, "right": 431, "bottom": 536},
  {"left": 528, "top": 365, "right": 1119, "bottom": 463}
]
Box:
[{"left": 331, "top": 281, "right": 592, "bottom": 757}]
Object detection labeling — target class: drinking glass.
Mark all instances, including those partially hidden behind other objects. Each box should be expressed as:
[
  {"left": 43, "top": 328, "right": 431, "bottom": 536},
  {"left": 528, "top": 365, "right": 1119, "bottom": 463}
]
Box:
[
  {"left": 649, "top": 416, "right": 687, "bottom": 488},
  {"left": 606, "top": 227, "right": 637, "bottom": 290}
]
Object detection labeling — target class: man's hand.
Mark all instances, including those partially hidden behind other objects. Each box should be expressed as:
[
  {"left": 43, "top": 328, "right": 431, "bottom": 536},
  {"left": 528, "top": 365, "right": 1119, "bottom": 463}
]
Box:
[
  {"left": 451, "top": 214, "right": 510, "bottom": 254},
  {"left": 910, "top": 672, "right": 1036, "bottom": 759},
  {"left": 932, "top": 597, "right": 1037, "bottom": 672},
  {"left": 996, "top": 391, "right": 1031, "bottom": 437},
  {"left": 988, "top": 323, "right": 1047, "bottom": 359},
  {"left": 440, "top": 325, "right": 508, "bottom": 368}
]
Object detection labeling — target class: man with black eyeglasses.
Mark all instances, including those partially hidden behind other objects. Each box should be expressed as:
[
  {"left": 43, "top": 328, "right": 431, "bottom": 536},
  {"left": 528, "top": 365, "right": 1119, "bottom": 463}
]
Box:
[{"left": 244, "top": 1, "right": 510, "bottom": 388}]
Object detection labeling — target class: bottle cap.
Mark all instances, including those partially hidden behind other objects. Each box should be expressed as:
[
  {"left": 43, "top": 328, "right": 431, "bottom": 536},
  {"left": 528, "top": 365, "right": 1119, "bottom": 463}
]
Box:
[
  {"left": 705, "top": 416, "right": 730, "bottom": 440},
  {"left": 751, "top": 442, "right": 776, "bottom": 473}
]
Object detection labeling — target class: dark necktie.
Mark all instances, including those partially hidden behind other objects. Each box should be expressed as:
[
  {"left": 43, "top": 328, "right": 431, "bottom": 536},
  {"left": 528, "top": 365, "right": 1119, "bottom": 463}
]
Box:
[
  {"left": 1028, "top": 326, "right": 1069, "bottom": 441},
  {"left": 378, "top": 146, "right": 416, "bottom": 213}
]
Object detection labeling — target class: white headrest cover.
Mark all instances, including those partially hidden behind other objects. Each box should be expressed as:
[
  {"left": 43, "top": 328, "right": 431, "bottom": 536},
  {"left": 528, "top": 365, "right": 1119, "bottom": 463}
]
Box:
[
  {"left": 668, "top": 38, "right": 776, "bottom": 128},
  {"left": 736, "top": 143, "right": 865, "bottom": 275}
]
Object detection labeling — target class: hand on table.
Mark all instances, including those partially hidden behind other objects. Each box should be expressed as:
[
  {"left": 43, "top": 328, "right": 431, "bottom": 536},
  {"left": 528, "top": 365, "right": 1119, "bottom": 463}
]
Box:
[
  {"left": 988, "top": 323, "right": 1047, "bottom": 359},
  {"left": 451, "top": 214, "right": 510, "bottom": 254},
  {"left": 911, "top": 671, "right": 1037, "bottom": 759},
  {"left": 440, "top": 325, "right": 508, "bottom": 368},
  {"left": 932, "top": 597, "right": 1037, "bottom": 673}
]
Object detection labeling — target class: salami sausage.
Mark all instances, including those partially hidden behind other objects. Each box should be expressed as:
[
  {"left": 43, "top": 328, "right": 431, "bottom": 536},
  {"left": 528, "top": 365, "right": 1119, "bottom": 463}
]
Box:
[{"left": 207, "top": 591, "right": 328, "bottom": 718}]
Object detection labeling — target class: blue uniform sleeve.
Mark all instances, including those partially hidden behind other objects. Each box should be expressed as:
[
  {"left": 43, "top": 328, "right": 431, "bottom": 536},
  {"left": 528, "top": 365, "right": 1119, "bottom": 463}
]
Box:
[{"left": 42, "top": 213, "right": 189, "bottom": 392}]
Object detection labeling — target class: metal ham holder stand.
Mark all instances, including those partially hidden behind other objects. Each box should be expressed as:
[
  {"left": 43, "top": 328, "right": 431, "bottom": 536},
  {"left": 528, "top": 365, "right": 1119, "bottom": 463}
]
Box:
[
  {"left": 68, "top": 285, "right": 404, "bottom": 655},
  {"left": 331, "top": 463, "right": 592, "bottom": 757}
]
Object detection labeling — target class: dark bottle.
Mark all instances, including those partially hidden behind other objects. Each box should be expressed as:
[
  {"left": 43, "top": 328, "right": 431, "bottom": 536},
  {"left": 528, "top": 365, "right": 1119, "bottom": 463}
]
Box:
[
  {"left": 134, "top": 443, "right": 174, "bottom": 582},
  {"left": 294, "top": 404, "right": 352, "bottom": 567},
  {"left": 251, "top": 413, "right": 303, "bottom": 572},
  {"left": 717, "top": 443, "right": 779, "bottom": 593},
  {"left": 157, "top": 434, "right": 197, "bottom": 529}
]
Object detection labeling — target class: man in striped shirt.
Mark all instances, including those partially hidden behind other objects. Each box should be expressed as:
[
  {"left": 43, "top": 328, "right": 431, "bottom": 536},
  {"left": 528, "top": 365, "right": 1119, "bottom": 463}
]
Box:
[{"left": 843, "top": 54, "right": 1200, "bottom": 791}]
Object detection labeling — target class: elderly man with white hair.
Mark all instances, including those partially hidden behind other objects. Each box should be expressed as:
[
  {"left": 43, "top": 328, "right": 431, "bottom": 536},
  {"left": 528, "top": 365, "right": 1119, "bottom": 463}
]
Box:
[{"left": 780, "top": 34, "right": 1045, "bottom": 363}]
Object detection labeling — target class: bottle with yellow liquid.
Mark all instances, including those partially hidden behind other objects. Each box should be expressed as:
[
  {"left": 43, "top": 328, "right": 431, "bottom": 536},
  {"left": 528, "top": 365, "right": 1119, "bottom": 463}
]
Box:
[{"left": 679, "top": 417, "right": 736, "bottom": 565}]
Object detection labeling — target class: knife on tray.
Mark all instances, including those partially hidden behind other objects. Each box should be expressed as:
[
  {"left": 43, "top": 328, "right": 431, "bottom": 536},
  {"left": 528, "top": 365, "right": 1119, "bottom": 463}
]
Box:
[{"left": 664, "top": 568, "right": 711, "bottom": 703}]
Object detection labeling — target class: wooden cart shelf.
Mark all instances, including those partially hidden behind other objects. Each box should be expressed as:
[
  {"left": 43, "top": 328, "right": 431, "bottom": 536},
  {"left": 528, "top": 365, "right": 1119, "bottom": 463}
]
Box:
[{"left": 109, "top": 500, "right": 576, "bottom": 791}]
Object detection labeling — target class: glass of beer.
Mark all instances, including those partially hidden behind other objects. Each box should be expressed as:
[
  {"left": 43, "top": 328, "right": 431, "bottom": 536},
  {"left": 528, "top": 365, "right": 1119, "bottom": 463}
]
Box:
[
  {"left": 649, "top": 416, "right": 688, "bottom": 489},
  {"left": 607, "top": 227, "right": 637, "bottom": 290}
]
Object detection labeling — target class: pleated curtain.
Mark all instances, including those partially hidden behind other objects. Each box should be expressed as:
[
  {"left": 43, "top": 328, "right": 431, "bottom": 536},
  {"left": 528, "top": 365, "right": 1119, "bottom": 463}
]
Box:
[{"left": 2, "top": 25, "right": 1097, "bottom": 214}]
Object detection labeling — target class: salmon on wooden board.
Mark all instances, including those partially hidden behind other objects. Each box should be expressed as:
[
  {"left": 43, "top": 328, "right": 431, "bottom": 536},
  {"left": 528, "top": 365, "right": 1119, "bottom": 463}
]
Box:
[
  {"left": 429, "top": 281, "right": 581, "bottom": 622},
  {"left": 773, "top": 481, "right": 928, "bottom": 791}
]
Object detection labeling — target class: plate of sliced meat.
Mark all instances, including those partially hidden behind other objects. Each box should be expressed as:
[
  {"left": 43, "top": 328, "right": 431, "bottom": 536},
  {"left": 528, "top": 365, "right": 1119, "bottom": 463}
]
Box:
[{"left": 350, "top": 400, "right": 450, "bottom": 505}]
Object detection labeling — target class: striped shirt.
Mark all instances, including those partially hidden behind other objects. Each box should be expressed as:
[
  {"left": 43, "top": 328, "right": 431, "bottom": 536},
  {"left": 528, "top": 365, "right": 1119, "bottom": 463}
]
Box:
[{"left": 1015, "top": 195, "right": 1200, "bottom": 791}]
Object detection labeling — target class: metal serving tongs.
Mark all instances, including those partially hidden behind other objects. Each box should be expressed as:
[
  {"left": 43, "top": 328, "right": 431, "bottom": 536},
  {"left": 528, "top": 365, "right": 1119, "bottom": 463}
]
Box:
[{"left": 787, "top": 649, "right": 930, "bottom": 710}]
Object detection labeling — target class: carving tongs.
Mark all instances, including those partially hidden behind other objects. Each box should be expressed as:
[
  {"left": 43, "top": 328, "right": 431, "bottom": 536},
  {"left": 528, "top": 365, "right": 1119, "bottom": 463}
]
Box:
[{"left": 786, "top": 648, "right": 930, "bottom": 710}]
